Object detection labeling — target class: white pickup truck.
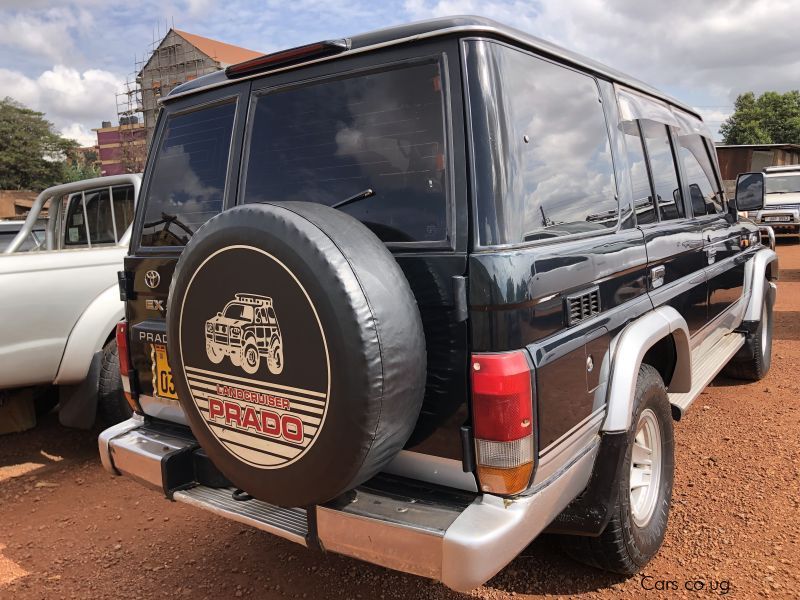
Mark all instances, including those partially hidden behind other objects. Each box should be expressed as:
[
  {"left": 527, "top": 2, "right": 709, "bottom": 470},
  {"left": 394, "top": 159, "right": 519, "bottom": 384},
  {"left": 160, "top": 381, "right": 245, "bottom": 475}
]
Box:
[{"left": 0, "top": 174, "right": 141, "bottom": 426}]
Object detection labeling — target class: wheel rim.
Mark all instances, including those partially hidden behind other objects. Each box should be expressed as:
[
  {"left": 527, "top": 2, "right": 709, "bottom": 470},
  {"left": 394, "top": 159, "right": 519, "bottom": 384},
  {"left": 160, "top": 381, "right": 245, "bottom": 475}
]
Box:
[{"left": 630, "top": 408, "right": 662, "bottom": 528}]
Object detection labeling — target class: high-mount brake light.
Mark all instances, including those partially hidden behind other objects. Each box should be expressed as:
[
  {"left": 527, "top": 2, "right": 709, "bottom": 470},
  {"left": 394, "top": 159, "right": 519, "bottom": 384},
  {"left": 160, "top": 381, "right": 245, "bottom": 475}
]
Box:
[
  {"left": 225, "top": 39, "right": 350, "bottom": 78},
  {"left": 116, "top": 321, "right": 140, "bottom": 412},
  {"left": 471, "top": 351, "right": 535, "bottom": 496}
]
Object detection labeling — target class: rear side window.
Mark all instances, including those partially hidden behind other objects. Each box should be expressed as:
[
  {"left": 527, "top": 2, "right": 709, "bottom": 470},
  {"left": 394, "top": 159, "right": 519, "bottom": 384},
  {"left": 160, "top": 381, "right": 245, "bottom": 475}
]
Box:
[
  {"left": 676, "top": 134, "right": 722, "bottom": 216},
  {"left": 640, "top": 120, "right": 684, "bottom": 221},
  {"left": 466, "top": 41, "right": 618, "bottom": 246},
  {"left": 140, "top": 102, "right": 236, "bottom": 247},
  {"left": 243, "top": 61, "right": 448, "bottom": 244}
]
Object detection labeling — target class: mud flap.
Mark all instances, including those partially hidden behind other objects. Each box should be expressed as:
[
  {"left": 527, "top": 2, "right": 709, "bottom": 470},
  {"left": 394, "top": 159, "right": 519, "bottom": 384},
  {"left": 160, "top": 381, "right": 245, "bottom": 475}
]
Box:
[{"left": 58, "top": 350, "right": 101, "bottom": 429}]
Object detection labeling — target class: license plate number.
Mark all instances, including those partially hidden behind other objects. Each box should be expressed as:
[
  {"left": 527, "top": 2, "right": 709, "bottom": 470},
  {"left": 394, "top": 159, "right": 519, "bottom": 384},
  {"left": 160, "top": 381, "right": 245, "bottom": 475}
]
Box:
[
  {"left": 153, "top": 344, "right": 178, "bottom": 400},
  {"left": 764, "top": 215, "right": 791, "bottom": 222}
]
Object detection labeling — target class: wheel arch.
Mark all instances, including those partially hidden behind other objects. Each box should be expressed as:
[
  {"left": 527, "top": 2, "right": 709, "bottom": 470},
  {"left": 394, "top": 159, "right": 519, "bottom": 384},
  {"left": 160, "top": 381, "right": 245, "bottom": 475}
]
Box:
[
  {"left": 53, "top": 284, "right": 124, "bottom": 385},
  {"left": 601, "top": 306, "right": 691, "bottom": 433}
]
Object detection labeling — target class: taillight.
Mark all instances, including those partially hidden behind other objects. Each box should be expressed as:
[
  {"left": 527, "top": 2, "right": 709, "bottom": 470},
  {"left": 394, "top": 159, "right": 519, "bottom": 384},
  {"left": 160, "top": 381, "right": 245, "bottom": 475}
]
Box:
[
  {"left": 116, "top": 321, "right": 139, "bottom": 413},
  {"left": 471, "top": 351, "right": 535, "bottom": 496}
]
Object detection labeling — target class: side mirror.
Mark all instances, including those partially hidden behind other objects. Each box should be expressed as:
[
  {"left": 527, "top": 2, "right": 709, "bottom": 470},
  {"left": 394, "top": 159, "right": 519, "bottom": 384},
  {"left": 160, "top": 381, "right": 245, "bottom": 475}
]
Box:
[{"left": 734, "top": 172, "right": 765, "bottom": 212}]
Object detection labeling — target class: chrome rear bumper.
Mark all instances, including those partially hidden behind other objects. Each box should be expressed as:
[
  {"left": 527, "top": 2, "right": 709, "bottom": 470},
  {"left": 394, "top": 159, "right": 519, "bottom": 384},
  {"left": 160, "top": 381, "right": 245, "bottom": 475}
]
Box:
[{"left": 99, "top": 417, "right": 597, "bottom": 591}]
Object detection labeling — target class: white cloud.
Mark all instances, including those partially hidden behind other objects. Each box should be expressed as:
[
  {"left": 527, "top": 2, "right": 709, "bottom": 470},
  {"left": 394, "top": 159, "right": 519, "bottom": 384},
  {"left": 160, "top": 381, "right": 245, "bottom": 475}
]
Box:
[
  {"left": 404, "top": 0, "right": 800, "bottom": 137},
  {"left": 0, "top": 65, "right": 123, "bottom": 146},
  {"left": 0, "top": 7, "right": 94, "bottom": 63}
]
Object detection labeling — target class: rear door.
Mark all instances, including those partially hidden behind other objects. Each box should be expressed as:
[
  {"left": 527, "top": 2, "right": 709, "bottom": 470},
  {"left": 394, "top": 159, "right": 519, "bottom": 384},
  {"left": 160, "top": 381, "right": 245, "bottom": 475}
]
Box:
[
  {"left": 239, "top": 39, "right": 470, "bottom": 463},
  {"left": 126, "top": 82, "right": 250, "bottom": 422},
  {"left": 635, "top": 118, "right": 708, "bottom": 334},
  {"left": 673, "top": 128, "right": 747, "bottom": 325}
]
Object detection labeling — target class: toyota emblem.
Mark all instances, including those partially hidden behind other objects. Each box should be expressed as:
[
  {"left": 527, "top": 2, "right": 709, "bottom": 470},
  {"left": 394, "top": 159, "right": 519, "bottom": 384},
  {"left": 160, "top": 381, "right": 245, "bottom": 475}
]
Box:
[{"left": 144, "top": 270, "right": 161, "bottom": 289}]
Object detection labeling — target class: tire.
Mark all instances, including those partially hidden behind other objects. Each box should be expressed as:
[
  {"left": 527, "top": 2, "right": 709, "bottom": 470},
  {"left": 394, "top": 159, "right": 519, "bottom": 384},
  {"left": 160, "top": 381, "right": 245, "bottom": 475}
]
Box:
[
  {"left": 267, "top": 338, "right": 284, "bottom": 375},
  {"left": 206, "top": 340, "right": 225, "bottom": 364},
  {"left": 723, "top": 285, "right": 773, "bottom": 381},
  {"left": 240, "top": 338, "right": 260, "bottom": 375},
  {"left": 98, "top": 339, "right": 133, "bottom": 425},
  {"left": 166, "top": 202, "right": 426, "bottom": 507},
  {"left": 560, "top": 364, "right": 674, "bottom": 575}
]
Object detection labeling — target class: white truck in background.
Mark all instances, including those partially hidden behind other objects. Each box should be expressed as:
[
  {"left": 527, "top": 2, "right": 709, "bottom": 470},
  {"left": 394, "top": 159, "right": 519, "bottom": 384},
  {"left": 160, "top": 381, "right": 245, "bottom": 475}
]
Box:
[
  {"left": 748, "top": 165, "right": 800, "bottom": 240},
  {"left": 0, "top": 174, "right": 141, "bottom": 427}
]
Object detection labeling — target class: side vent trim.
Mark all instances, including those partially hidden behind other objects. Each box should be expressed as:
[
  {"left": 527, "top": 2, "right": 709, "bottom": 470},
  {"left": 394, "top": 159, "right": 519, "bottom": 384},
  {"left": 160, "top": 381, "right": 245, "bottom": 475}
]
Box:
[{"left": 565, "top": 287, "right": 600, "bottom": 326}]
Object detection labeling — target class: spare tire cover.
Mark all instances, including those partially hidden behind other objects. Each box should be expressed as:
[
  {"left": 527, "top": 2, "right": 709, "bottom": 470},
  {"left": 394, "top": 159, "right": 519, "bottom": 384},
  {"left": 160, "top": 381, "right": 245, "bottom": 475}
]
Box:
[{"left": 167, "top": 202, "right": 426, "bottom": 507}]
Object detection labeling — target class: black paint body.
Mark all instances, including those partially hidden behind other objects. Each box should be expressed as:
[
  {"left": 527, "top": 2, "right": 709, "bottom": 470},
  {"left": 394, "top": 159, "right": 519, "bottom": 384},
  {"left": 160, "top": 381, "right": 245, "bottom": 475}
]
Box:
[{"left": 123, "top": 25, "right": 760, "bottom": 474}]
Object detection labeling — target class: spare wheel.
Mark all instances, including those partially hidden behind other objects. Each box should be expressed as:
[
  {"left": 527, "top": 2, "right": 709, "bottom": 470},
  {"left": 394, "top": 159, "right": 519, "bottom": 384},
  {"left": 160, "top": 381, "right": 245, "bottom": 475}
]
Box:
[{"left": 166, "top": 202, "right": 426, "bottom": 507}]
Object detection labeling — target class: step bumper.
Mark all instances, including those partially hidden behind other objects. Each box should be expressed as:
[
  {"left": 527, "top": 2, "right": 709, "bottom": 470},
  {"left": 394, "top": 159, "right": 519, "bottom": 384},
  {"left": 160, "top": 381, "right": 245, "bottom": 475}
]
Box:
[{"left": 99, "top": 417, "right": 598, "bottom": 591}]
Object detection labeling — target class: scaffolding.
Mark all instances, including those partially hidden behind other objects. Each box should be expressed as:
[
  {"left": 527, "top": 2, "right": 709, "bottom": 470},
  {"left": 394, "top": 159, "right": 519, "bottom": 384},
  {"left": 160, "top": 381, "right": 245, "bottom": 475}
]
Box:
[{"left": 114, "top": 76, "right": 146, "bottom": 174}]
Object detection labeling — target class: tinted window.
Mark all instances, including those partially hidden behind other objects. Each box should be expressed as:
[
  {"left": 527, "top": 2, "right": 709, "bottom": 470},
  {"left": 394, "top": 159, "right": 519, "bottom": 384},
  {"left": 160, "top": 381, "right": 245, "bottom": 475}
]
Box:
[
  {"left": 243, "top": 61, "right": 448, "bottom": 243},
  {"left": 467, "top": 42, "right": 617, "bottom": 245},
  {"left": 111, "top": 185, "right": 136, "bottom": 237},
  {"left": 141, "top": 102, "right": 235, "bottom": 246},
  {"left": 622, "top": 121, "right": 656, "bottom": 225},
  {"left": 640, "top": 121, "right": 683, "bottom": 221},
  {"left": 677, "top": 134, "right": 721, "bottom": 216},
  {"left": 64, "top": 189, "right": 116, "bottom": 247}
]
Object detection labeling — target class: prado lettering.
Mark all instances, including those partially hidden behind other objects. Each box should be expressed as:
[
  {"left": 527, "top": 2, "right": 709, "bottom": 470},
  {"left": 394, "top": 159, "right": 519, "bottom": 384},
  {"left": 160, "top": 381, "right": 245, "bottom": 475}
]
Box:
[{"left": 208, "top": 397, "right": 305, "bottom": 443}]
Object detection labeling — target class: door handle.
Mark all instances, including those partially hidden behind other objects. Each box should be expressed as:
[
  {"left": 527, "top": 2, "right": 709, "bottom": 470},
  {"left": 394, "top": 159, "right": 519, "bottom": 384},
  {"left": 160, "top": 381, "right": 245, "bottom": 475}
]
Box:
[
  {"left": 706, "top": 247, "right": 717, "bottom": 264},
  {"left": 650, "top": 265, "right": 666, "bottom": 289}
]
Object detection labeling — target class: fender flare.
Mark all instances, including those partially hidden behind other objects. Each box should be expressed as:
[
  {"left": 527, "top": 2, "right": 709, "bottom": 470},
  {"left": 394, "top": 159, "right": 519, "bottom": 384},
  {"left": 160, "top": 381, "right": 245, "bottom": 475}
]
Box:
[
  {"left": 743, "top": 248, "right": 779, "bottom": 323},
  {"left": 601, "top": 306, "right": 691, "bottom": 433},
  {"left": 53, "top": 284, "right": 124, "bottom": 385}
]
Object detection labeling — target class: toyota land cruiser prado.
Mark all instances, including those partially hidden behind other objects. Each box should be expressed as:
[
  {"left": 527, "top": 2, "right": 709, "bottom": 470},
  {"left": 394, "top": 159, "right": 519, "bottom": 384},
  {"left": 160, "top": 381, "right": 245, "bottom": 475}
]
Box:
[{"left": 100, "top": 17, "right": 777, "bottom": 591}]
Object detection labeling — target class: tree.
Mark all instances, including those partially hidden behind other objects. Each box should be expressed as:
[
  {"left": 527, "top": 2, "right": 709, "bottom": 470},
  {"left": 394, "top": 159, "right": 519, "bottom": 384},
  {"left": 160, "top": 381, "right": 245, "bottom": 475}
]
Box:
[
  {"left": 0, "top": 97, "right": 77, "bottom": 190},
  {"left": 720, "top": 90, "right": 800, "bottom": 145},
  {"left": 61, "top": 148, "right": 100, "bottom": 183}
]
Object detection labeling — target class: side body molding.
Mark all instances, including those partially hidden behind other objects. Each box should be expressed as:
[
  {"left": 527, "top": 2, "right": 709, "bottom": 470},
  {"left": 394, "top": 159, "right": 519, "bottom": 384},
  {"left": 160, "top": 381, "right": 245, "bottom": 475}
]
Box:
[
  {"left": 743, "top": 248, "right": 779, "bottom": 323},
  {"left": 602, "top": 306, "right": 691, "bottom": 433}
]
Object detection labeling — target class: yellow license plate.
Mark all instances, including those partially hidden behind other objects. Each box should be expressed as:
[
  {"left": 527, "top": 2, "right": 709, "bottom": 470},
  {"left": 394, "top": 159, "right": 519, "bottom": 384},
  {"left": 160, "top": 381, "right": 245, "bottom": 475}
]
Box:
[{"left": 152, "top": 344, "right": 178, "bottom": 400}]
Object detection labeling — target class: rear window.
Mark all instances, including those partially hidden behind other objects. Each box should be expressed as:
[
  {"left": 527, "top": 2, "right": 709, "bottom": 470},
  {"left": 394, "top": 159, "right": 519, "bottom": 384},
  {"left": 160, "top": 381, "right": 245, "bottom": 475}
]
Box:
[
  {"left": 242, "top": 61, "right": 449, "bottom": 244},
  {"left": 140, "top": 101, "right": 236, "bottom": 247},
  {"left": 766, "top": 175, "right": 800, "bottom": 194},
  {"left": 63, "top": 184, "right": 135, "bottom": 247}
]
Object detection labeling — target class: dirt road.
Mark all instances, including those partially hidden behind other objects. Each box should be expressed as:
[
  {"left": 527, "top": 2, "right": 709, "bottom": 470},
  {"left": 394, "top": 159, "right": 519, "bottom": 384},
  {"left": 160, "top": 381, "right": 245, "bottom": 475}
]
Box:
[{"left": 2, "top": 244, "right": 799, "bottom": 600}]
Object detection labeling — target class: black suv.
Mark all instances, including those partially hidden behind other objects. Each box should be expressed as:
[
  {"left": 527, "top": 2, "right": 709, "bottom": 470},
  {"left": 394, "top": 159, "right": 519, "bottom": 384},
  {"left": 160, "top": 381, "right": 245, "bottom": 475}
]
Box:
[{"left": 101, "top": 16, "right": 778, "bottom": 591}]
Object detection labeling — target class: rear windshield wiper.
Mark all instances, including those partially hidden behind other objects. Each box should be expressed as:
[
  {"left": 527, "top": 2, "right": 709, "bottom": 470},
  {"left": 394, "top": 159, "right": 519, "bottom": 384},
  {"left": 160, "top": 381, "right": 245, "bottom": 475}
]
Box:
[{"left": 331, "top": 188, "right": 375, "bottom": 210}]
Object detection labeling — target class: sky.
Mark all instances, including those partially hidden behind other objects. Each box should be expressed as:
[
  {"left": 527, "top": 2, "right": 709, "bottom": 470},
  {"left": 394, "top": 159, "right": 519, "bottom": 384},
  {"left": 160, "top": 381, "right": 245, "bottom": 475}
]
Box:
[{"left": 0, "top": 0, "right": 798, "bottom": 147}]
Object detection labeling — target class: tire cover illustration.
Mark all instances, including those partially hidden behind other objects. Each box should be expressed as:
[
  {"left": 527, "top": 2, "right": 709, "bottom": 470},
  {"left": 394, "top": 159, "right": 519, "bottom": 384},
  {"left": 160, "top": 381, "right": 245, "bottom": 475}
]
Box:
[{"left": 167, "top": 202, "right": 426, "bottom": 507}]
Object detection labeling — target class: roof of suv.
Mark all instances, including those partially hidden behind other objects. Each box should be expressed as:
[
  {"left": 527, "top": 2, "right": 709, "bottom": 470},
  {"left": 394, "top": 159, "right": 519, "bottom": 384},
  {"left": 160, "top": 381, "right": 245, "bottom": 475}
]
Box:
[{"left": 165, "top": 15, "right": 698, "bottom": 117}]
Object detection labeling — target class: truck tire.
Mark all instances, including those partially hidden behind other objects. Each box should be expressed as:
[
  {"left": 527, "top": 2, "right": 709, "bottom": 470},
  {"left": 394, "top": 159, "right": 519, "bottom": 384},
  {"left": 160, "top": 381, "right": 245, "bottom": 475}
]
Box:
[
  {"left": 98, "top": 339, "right": 133, "bottom": 425},
  {"left": 560, "top": 364, "right": 674, "bottom": 574},
  {"left": 723, "top": 284, "right": 773, "bottom": 381},
  {"left": 167, "top": 202, "right": 426, "bottom": 507}
]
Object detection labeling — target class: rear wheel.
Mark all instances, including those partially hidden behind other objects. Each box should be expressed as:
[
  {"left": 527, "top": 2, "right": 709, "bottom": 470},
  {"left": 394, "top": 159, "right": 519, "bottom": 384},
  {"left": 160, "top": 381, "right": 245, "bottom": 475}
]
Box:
[
  {"left": 560, "top": 364, "right": 674, "bottom": 574},
  {"left": 98, "top": 339, "right": 133, "bottom": 425},
  {"left": 267, "top": 338, "right": 283, "bottom": 375},
  {"left": 723, "top": 283, "right": 773, "bottom": 381}
]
